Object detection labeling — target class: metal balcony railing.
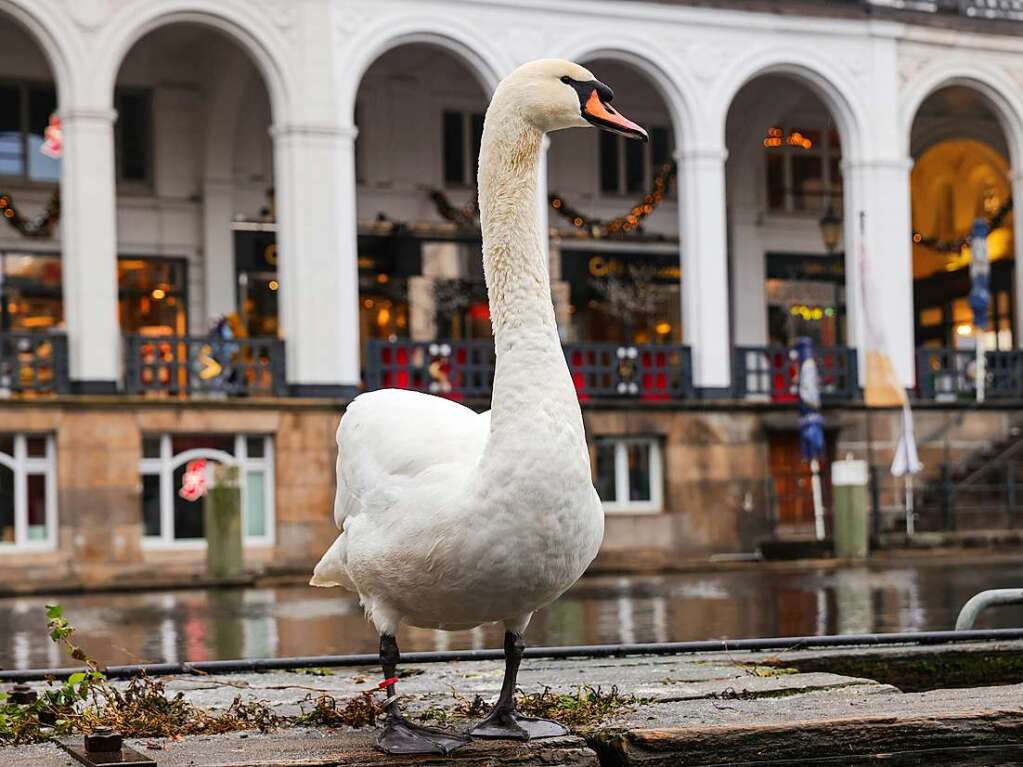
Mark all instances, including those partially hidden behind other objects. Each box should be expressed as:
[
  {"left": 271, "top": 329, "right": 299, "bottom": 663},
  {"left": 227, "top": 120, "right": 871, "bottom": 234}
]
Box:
[
  {"left": 916, "top": 348, "right": 1023, "bottom": 400},
  {"left": 0, "top": 332, "right": 69, "bottom": 395},
  {"left": 733, "top": 345, "right": 859, "bottom": 401},
  {"left": 365, "top": 340, "right": 693, "bottom": 401},
  {"left": 123, "top": 335, "right": 286, "bottom": 397}
]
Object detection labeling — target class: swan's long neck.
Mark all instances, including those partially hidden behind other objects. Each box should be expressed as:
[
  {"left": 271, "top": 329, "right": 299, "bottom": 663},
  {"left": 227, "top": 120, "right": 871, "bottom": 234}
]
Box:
[
  {"left": 478, "top": 113, "right": 554, "bottom": 343},
  {"left": 478, "top": 99, "right": 582, "bottom": 439}
]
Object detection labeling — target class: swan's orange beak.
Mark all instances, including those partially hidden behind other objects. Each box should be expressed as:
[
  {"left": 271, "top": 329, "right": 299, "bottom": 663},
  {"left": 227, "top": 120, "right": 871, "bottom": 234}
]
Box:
[{"left": 581, "top": 88, "right": 648, "bottom": 142}]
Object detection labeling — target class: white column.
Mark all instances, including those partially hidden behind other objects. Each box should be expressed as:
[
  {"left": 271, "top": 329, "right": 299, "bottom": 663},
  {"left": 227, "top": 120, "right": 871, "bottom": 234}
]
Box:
[
  {"left": 845, "top": 158, "right": 916, "bottom": 387},
  {"left": 60, "top": 108, "right": 120, "bottom": 391},
  {"left": 273, "top": 124, "right": 360, "bottom": 396},
  {"left": 537, "top": 135, "right": 550, "bottom": 266},
  {"left": 1013, "top": 168, "right": 1023, "bottom": 348},
  {"left": 677, "top": 146, "right": 731, "bottom": 392},
  {"left": 202, "top": 177, "right": 236, "bottom": 324}
]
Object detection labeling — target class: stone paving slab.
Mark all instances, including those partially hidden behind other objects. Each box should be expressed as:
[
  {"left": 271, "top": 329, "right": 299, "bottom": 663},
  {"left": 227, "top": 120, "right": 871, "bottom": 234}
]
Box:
[{"left": 4, "top": 641, "right": 1023, "bottom": 766}]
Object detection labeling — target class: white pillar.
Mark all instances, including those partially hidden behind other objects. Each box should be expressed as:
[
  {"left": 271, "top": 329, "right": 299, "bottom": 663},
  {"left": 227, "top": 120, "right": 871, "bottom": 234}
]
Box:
[
  {"left": 60, "top": 108, "right": 120, "bottom": 392},
  {"left": 677, "top": 146, "right": 731, "bottom": 392},
  {"left": 203, "top": 177, "right": 236, "bottom": 324},
  {"left": 273, "top": 124, "right": 360, "bottom": 397},
  {"left": 845, "top": 158, "right": 916, "bottom": 388}
]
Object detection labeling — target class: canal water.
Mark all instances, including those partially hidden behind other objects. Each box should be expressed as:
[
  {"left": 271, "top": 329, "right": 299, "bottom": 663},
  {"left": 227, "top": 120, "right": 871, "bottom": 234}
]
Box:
[{"left": 0, "top": 561, "right": 1020, "bottom": 671}]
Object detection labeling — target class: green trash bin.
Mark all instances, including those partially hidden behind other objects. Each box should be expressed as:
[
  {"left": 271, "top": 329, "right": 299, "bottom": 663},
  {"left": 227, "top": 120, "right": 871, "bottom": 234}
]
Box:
[
  {"left": 204, "top": 464, "right": 243, "bottom": 579},
  {"left": 832, "top": 458, "right": 869, "bottom": 559}
]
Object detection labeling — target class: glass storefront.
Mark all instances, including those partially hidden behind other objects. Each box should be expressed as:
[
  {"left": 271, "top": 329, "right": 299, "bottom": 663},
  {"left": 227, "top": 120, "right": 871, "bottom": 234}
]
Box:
[
  {"left": 765, "top": 253, "right": 846, "bottom": 347},
  {"left": 118, "top": 257, "right": 188, "bottom": 336},
  {"left": 561, "top": 249, "right": 682, "bottom": 345},
  {"left": 0, "top": 251, "right": 62, "bottom": 331},
  {"left": 0, "top": 252, "right": 188, "bottom": 336}
]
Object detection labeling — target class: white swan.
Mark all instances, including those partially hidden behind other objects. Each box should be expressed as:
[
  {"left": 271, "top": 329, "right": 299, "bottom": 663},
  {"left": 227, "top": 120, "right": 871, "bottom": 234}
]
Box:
[{"left": 311, "top": 58, "right": 648, "bottom": 754}]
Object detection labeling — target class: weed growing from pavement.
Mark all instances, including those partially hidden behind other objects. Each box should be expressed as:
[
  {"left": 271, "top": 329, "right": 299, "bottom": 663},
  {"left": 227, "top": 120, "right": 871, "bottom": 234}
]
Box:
[
  {"left": 416, "top": 685, "right": 642, "bottom": 731},
  {"left": 0, "top": 605, "right": 385, "bottom": 746}
]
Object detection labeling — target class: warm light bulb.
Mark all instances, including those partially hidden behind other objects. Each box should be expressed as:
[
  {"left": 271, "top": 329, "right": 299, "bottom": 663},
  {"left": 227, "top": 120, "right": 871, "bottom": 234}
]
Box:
[
  {"left": 151, "top": 288, "right": 166, "bottom": 300},
  {"left": 268, "top": 280, "right": 279, "bottom": 291}
]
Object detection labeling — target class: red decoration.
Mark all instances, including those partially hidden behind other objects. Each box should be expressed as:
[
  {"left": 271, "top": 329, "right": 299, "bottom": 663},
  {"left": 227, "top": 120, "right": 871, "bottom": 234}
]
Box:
[
  {"left": 179, "top": 458, "right": 208, "bottom": 502},
  {"left": 41, "top": 114, "right": 62, "bottom": 159}
]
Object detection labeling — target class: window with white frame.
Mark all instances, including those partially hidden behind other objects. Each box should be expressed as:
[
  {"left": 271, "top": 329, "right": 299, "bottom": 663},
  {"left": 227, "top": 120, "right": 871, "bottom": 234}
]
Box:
[
  {"left": 442, "top": 110, "right": 484, "bottom": 186},
  {"left": 593, "top": 437, "right": 663, "bottom": 513},
  {"left": 599, "top": 125, "right": 673, "bottom": 195},
  {"left": 0, "top": 434, "right": 56, "bottom": 549},
  {"left": 139, "top": 434, "right": 274, "bottom": 545},
  {"left": 764, "top": 124, "right": 842, "bottom": 214}
]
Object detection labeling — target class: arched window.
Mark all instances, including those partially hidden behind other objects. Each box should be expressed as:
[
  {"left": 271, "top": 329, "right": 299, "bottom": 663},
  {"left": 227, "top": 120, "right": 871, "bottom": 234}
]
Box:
[{"left": 139, "top": 433, "right": 274, "bottom": 546}]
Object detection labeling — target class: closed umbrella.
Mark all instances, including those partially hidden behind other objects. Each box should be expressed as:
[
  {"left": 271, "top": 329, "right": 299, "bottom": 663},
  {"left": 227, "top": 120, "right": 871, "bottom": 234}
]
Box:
[{"left": 796, "top": 336, "right": 826, "bottom": 541}]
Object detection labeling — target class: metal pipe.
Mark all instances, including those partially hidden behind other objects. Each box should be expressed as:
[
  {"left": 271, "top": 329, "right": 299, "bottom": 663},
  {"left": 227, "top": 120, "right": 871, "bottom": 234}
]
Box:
[
  {"left": 955, "top": 590, "right": 1023, "bottom": 631},
  {"left": 3, "top": 628, "right": 1023, "bottom": 682}
]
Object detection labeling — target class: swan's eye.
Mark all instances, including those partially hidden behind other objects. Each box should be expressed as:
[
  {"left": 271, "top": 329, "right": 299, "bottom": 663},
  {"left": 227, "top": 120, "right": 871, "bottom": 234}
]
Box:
[{"left": 560, "top": 76, "right": 571, "bottom": 84}]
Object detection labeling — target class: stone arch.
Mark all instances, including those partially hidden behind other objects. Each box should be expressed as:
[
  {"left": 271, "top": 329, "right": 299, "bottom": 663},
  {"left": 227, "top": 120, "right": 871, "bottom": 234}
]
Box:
[
  {"left": 93, "top": 1, "right": 292, "bottom": 123},
  {"left": 0, "top": 0, "right": 75, "bottom": 107},
  {"left": 338, "top": 17, "right": 509, "bottom": 125},
  {"left": 715, "top": 48, "right": 868, "bottom": 163},
  {"left": 901, "top": 61, "right": 1023, "bottom": 169}
]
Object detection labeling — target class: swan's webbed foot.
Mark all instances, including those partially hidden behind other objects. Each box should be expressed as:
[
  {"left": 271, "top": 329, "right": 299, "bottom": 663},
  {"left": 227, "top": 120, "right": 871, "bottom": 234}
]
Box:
[
  {"left": 469, "top": 629, "right": 570, "bottom": 741},
  {"left": 374, "top": 633, "right": 467, "bottom": 755},
  {"left": 469, "top": 706, "right": 568, "bottom": 740},
  {"left": 377, "top": 711, "right": 469, "bottom": 754}
]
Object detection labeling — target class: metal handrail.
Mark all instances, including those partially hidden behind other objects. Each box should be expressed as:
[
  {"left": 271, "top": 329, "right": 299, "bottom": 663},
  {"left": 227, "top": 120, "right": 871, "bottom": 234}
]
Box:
[
  {"left": 3, "top": 628, "right": 1023, "bottom": 682},
  {"left": 956, "top": 590, "right": 1023, "bottom": 630}
]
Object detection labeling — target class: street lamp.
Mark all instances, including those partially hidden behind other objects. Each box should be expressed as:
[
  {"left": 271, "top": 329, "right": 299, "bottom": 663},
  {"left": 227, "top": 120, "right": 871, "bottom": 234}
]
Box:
[{"left": 819, "top": 202, "right": 842, "bottom": 254}]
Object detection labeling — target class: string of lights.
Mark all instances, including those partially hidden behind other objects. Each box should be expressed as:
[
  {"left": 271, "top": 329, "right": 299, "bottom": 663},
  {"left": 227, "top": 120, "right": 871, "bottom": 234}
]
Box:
[
  {"left": 912, "top": 199, "right": 1013, "bottom": 253},
  {"left": 549, "top": 161, "right": 676, "bottom": 239},
  {"left": 0, "top": 190, "right": 60, "bottom": 238}
]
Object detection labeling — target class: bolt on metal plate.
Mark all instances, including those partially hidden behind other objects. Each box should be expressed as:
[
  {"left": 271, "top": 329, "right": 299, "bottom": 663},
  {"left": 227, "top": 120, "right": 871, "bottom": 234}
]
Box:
[{"left": 61, "top": 739, "right": 157, "bottom": 767}]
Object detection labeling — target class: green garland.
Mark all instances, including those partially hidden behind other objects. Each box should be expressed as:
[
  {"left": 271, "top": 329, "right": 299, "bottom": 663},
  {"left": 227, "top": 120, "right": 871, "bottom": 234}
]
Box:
[
  {"left": 913, "top": 199, "right": 1013, "bottom": 253},
  {"left": 0, "top": 190, "right": 60, "bottom": 238},
  {"left": 429, "top": 190, "right": 479, "bottom": 230},
  {"left": 549, "top": 161, "right": 676, "bottom": 238}
]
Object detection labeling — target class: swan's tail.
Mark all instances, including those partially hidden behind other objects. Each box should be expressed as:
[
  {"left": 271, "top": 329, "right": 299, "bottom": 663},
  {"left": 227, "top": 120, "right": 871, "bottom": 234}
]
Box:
[{"left": 309, "top": 533, "right": 354, "bottom": 589}]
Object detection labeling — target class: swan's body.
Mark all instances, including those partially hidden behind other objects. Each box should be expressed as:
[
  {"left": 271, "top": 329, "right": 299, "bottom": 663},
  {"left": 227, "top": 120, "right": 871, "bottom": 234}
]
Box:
[{"left": 311, "top": 58, "right": 647, "bottom": 753}]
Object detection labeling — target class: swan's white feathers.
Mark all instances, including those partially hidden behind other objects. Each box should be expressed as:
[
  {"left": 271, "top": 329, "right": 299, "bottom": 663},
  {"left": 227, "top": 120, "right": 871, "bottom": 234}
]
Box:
[{"left": 311, "top": 59, "right": 608, "bottom": 637}]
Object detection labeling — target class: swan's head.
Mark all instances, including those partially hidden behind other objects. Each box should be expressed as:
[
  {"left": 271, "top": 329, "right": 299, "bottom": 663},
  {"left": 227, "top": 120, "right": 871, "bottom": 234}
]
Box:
[{"left": 499, "top": 58, "right": 648, "bottom": 141}]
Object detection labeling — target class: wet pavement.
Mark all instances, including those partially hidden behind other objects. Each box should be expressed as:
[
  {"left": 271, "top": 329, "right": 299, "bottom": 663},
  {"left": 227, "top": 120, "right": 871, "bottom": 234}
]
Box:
[
  {"left": 0, "top": 558, "right": 1021, "bottom": 671},
  {"left": 7, "top": 640, "right": 1023, "bottom": 765}
]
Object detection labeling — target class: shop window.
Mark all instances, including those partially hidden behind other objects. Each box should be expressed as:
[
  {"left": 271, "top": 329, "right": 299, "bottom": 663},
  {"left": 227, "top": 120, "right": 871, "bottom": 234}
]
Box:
[
  {"left": 562, "top": 249, "right": 682, "bottom": 345},
  {"left": 0, "top": 251, "right": 63, "bottom": 331},
  {"left": 118, "top": 257, "right": 188, "bottom": 336},
  {"left": 442, "top": 111, "right": 484, "bottom": 186},
  {"left": 765, "top": 253, "right": 846, "bottom": 347},
  {"left": 0, "top": 81, "right": 150, "bottom": 184},
  {"left": 115, "top": 88, "right": 152, "bottom": 184},
  {"left": 138, "top": 434, "right": 274, "bottom": 546},
  {"left": 592, "top": 437, "right": 663, "bottom": 513},
  {"left": 764, "top": 125, "right": 841, "bottom": 214},
  {"left": 0, "top": 81, "right": 59, "bottom": 182},
  {"left": 0, "top": 434, "right": 56, "bottom": 549},
  {"left": 599, "top": 126, "right": 673, "bottom": 195}
]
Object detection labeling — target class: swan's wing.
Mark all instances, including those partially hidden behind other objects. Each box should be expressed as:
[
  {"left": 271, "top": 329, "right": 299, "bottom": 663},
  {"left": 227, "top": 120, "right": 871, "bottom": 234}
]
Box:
[{"left": 333, "top": 388, "right": 490, "bottom": 530}]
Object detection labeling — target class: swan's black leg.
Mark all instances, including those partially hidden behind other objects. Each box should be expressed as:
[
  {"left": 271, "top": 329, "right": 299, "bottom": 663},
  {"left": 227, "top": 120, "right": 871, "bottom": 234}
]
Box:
[
  {"left": 469, "top": 631, "right": 569, "bottom": 740},
  {"left": 375, "top": 634, "right": 468, "bottom": 755}
]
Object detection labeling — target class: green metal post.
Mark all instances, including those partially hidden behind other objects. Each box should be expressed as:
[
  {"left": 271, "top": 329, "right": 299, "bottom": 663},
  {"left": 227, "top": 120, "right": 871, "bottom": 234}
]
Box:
[
  {"left": 204, "top": 464, "right": 243, "bottom": 579},
  {"left": 832, "top": 458, "right": 869, "bottom": 559}
]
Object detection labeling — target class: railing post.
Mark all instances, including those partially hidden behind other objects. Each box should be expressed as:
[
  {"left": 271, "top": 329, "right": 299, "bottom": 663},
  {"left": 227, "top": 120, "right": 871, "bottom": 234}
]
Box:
[
  {"left": 941, "top": 462, "right": 955, "bottom": 531},
  {"left": 1007, "top": 462, "right": 1017, "bottom": 527},
  {"left": 869, "top": 464, "right": 882, "bottom": 538}
]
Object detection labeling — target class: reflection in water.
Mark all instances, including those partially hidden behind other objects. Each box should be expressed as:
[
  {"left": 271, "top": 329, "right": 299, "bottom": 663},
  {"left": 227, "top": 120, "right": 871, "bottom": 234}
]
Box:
[{"left": 1, "top": 561, "right": 1021, "bottom": 670}]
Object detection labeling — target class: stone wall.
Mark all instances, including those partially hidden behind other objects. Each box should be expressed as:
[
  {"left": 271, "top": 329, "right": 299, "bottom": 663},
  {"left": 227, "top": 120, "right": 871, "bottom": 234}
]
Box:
[{"left": 0, "top": 399, "right": 1018, "bottom": 590}]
